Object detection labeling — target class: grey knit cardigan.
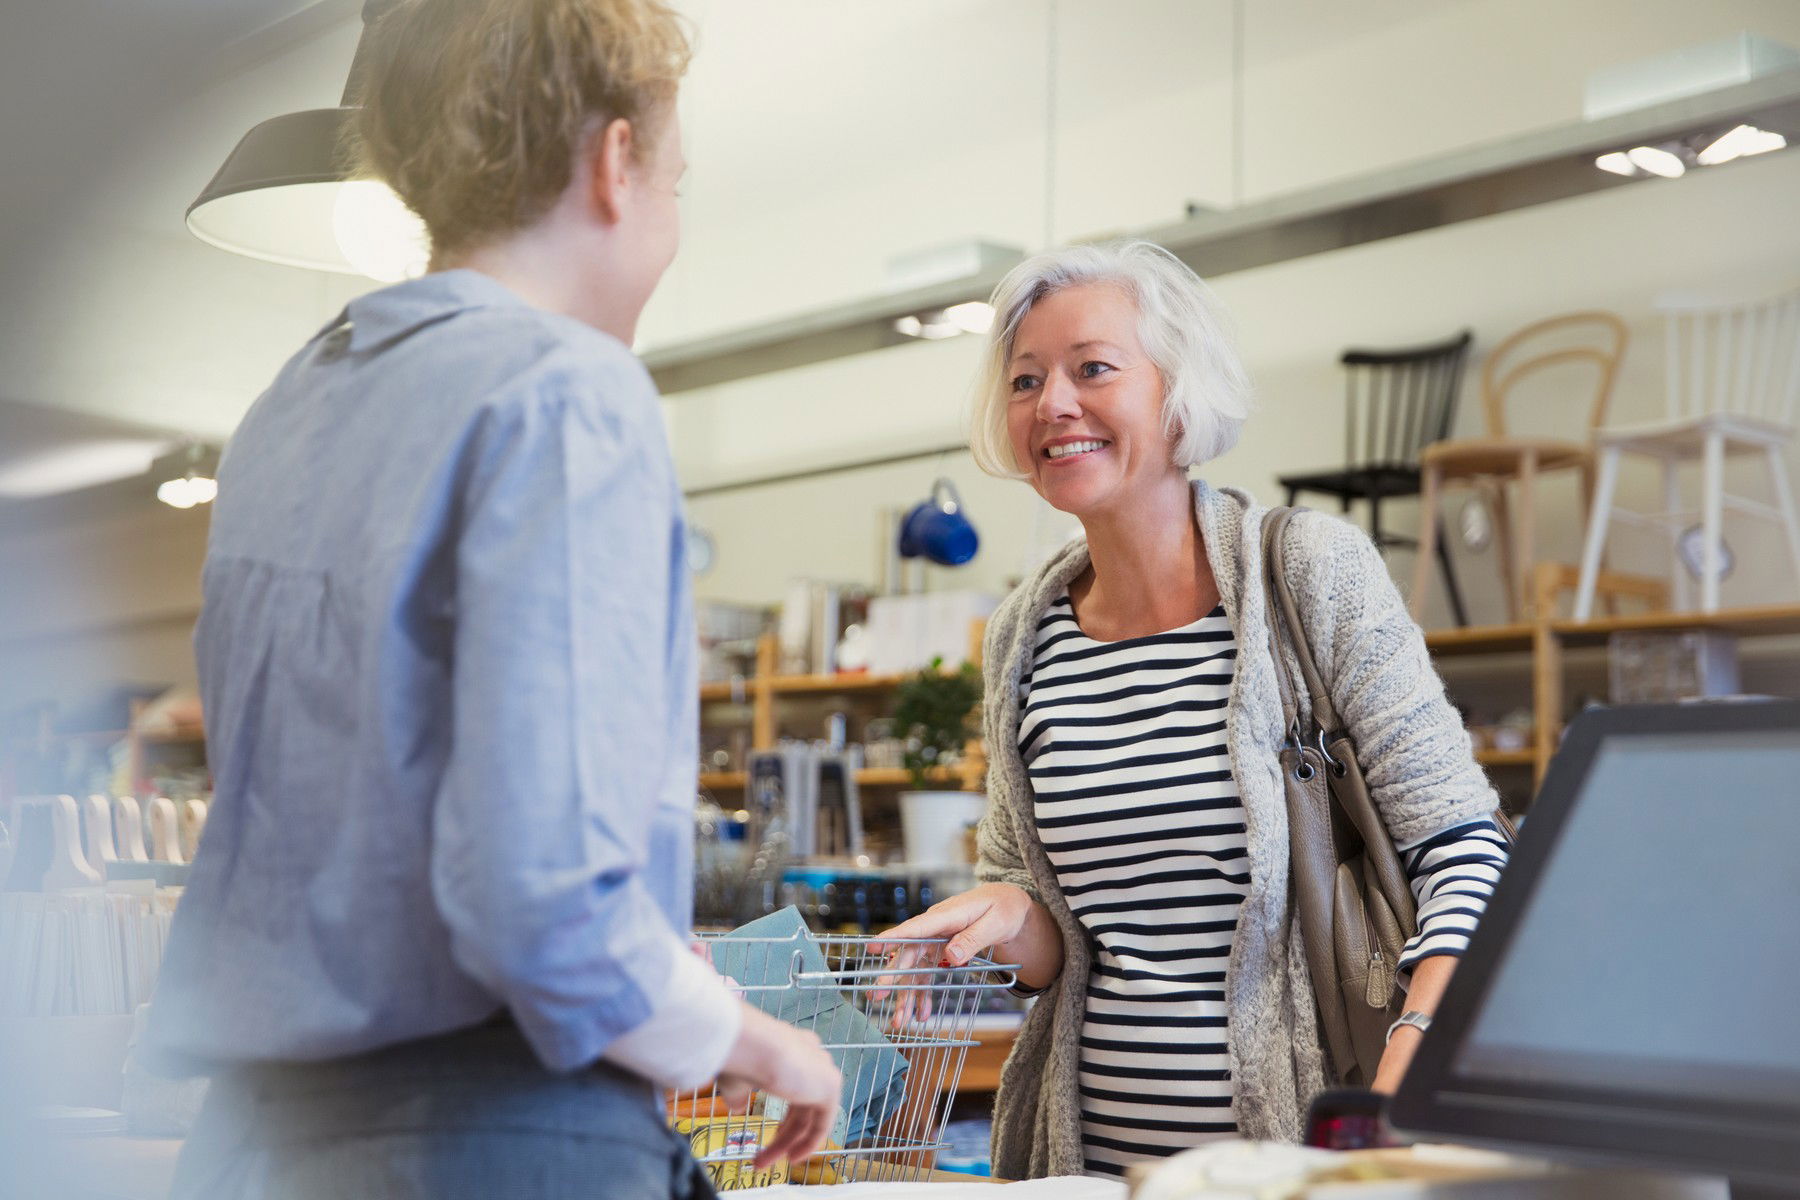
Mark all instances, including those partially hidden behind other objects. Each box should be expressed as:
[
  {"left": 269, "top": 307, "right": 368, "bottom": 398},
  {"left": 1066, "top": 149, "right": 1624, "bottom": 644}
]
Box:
[{"left": 975, "top": 479, "right": 1501, "bottom": 1180}]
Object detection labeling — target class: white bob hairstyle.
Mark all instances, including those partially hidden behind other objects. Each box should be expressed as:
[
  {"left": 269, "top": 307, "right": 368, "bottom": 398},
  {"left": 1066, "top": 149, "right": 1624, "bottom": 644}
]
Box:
[{"left": 969, "top": 240, "right": 1253, "bottom": 479}]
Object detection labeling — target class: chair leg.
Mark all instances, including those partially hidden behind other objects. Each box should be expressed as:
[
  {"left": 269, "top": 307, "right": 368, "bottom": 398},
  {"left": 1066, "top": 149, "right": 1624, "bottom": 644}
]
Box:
[
  {"left": 1701, "top": 429, "right": 1725, "bottom": 613},
  {"left": 1369, "top": 488, "right": 1385, "bottom": 549},
  {"left": 1285, "top": 484, "right": 1299, "bottom": 508},
  {"left": 1491, "top": 481, "right": 1519, "bottom": 624},
  {"left": 1516, "top": 449, "right": 1538, "bottom": 621},
  {"left": 1663, "top": 455, "right": 1690, "bottom": 612},
  {"left": 1436, "top": 526, "right": 1469, "bottom": 628},
  {"left": 1410, "top": 466, "right": 1442, "bottom": 622},
  {"left": 1764, "top": 443, "right": 1800, "bottom": 599},
  {"left": 1574, "top": 446, "right": 1623, "bottom": 621}
]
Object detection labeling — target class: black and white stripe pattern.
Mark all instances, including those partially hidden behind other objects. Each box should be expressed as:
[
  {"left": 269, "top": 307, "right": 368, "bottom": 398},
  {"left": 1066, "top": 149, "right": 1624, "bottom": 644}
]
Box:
[
  {"left": 1023, "top": 594, "right": 1506, "bottom": 1178},
  {"left": 1395, "top": 818, "right": 1508, "bottom": 972},
  {"left": 1025, "top": 596, "right": 1243, "bottom": 1177}
]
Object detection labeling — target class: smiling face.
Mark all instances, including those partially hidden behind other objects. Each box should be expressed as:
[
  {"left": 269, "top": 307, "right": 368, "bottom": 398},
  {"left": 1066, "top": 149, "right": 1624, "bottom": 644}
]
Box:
[{"left": 1005, "top": 283, "right": 1183, "bottom": 518}]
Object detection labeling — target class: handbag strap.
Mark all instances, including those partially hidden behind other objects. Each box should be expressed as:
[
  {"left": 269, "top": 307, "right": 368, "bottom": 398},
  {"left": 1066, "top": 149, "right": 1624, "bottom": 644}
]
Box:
[{"left": 1260, "top": 506, "right": 1342, "bottom": 737}]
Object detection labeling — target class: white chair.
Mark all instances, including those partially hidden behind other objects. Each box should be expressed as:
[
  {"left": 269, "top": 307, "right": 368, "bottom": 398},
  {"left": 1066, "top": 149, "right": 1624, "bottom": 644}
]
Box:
[{"left": 1574, "top": 289, "right": 1800, "bottom": 618}]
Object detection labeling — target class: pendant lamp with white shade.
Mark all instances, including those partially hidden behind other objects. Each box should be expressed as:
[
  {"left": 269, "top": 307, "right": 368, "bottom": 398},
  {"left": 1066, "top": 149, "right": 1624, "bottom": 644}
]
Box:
[{"left": 185, "top": 2, "right": 429, "bottom": 282}]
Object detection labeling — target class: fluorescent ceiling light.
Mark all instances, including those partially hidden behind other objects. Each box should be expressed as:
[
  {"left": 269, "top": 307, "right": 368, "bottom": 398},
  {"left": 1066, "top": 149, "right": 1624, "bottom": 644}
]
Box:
[
  {"left": 1594, "top": 151, "right": 1638, "bottom": 176},
  {"left": 0, "top": 440, "right": 172, "bottom": 499},
  {"left": 1696, "top": 123, "right": 1788, "bottom": 165},
  {"left": 1626, "top": 145, "right": 1686, "bottom": 178}
]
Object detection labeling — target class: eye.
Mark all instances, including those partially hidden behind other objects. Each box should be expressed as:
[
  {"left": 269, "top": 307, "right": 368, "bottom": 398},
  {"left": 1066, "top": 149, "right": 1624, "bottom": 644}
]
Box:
[
  {"left": 1010, "top": 373, "right": 1042, "bottom": 394},
  {"left": 1078, "top": 361, "right": 1115, "bottom": 379}
]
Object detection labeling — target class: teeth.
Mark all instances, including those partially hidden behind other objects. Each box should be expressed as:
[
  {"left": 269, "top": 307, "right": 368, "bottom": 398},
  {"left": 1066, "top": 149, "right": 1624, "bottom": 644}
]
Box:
[{"left": 1046, "top": 440, "right": 1108, "bottom": 459}]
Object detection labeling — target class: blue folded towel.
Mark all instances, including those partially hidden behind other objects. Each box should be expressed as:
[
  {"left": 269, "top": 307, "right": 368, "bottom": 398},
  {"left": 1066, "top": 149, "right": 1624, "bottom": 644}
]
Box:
[{"left": 708, "top": 907, "right": 910, "bottom": 1146}]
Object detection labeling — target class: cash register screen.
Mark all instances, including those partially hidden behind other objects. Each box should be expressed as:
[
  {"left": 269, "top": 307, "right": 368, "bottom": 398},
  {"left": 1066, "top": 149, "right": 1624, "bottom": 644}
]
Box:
[{"left": 1455, "top": 730, "right": 1800, "bottom": 1107}]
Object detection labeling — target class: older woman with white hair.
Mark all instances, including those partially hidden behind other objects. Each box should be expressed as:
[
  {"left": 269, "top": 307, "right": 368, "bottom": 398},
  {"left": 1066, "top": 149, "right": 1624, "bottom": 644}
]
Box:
[{"left": 880, "top": 241, "right": 1510, "bottom": 1179}]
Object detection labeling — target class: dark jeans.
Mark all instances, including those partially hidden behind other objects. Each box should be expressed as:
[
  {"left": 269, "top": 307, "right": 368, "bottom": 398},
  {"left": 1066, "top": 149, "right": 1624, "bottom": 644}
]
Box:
[{"left": 170, "top": 1022, "right": 716, "bottom": 1200}]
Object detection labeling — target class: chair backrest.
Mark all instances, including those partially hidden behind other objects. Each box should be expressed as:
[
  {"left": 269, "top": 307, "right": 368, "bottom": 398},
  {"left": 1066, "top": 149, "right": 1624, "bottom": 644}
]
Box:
[
  {"left": 1340, "top": 330, "right": 1472, "bottom": 469},
  {"left": 1480, "top": 311, "right": 1628, "bottom": 439},
  {"left": 1660, "top": 288, "right": 1800, "bottom": 428}
]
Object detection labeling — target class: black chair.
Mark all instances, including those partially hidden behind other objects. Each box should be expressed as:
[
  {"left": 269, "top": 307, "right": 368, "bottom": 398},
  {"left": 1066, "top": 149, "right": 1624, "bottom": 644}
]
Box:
[{"left": 1279, "top": 331, "right": 1473, "bottom": 626}]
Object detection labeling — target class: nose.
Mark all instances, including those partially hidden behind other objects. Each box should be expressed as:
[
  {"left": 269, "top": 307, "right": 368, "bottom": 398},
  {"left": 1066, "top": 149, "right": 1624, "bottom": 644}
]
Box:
[{"left": 1035, "top": 371, "right": 1083, "bottom": 424}]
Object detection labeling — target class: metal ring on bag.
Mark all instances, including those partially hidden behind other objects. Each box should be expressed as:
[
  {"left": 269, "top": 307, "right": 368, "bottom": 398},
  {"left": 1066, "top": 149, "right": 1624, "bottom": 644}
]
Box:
[
  {"left": 1294, "top": 760, "right": 1316, "bottom": 782},
  {"left": 1314, "top": 727, "right": 1348, "bottom": 777}
]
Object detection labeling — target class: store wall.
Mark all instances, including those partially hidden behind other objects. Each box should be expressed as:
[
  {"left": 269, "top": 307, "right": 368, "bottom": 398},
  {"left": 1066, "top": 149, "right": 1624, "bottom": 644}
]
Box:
[
  {"left": 5, "top": 0, "right": 1799, "bottom": 684},
  {"left": 0, "top": 504, "right": 210, "bottom": 713}
]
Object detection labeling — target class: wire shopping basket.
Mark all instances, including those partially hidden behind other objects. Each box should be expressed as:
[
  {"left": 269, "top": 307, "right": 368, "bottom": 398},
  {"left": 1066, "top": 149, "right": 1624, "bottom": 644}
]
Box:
[{"left": 669, "top": 928, "right": 1017, "bottom": 1189}]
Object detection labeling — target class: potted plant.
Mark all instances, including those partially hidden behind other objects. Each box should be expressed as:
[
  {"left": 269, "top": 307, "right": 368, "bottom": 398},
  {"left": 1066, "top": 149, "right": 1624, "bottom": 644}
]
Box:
[{"left": 892, "top": 658, "right": 986, "bottom": 866}]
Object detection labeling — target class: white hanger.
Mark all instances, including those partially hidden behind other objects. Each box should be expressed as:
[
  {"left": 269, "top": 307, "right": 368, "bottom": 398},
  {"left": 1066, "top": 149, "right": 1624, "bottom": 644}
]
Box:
[
  {"left": 148, "top": 797, "right": 184, "bottom": 865},
  {"left": 82, "top": 795, "right": 118, "bottom": 865},
  {"left": 113, "top": 797, "right": 149, "bottom": 863},
  {"left": 178, "top": 799, "right": 209, "bottom": 862},
  {"left": 42, "top": 795, "right": 104, "bottom": 890}
]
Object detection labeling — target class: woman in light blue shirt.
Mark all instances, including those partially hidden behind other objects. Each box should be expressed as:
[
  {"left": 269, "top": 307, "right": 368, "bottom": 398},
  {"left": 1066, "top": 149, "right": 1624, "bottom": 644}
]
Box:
[{"left": 147, "top": 2, "right": 838, "bottom": 1196}]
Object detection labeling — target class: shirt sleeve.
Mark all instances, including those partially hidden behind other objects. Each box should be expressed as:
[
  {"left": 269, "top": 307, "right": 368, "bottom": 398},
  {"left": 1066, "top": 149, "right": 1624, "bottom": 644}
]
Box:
[
  {"left": 1395, "top": 817, "right": 1510, "bottom": 973},
  {"left": 428, "top": 361, "right": 738, "bottom": 1086}
]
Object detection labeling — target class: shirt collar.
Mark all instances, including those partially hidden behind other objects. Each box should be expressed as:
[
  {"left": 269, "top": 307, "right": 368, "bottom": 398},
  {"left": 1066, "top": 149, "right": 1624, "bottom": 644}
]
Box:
[{"left": 333, "top": 269, "right": 531, "bottom": 353}]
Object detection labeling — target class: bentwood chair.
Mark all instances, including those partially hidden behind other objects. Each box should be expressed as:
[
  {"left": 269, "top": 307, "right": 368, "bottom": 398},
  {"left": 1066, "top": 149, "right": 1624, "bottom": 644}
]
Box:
[
  {"left": 1279, "top": 331, "right": 1474, "bottom": 626},
  {"left": 1574, "top": 289, "right": 1800, "bottom": 618},
  {"left": 1410, "top": 312, "right": 1628, "bottom": 624}
]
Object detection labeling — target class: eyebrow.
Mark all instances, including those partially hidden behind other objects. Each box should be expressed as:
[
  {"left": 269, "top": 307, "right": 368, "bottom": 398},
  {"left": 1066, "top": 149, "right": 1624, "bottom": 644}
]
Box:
[{"left": 1010, "top": 339, "right": 1122, "bottom": 366}]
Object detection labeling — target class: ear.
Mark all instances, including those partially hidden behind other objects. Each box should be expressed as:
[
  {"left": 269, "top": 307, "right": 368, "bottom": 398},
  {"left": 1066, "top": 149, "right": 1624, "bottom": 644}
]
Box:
[{"left": 585, "top": 116, "right": 636, "bottom": 225}]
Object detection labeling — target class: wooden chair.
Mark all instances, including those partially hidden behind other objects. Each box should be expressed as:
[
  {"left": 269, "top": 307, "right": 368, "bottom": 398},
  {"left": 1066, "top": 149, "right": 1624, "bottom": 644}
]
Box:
[
  {"left": 1410, "top": 312, "right": 1628, "bottom": 623},
  {"left": 1280, "top": 331, "right": 1474, "bottom": 625},
  {"left": 1574, "top": 288, "right": 1800, "bottom": 618}
]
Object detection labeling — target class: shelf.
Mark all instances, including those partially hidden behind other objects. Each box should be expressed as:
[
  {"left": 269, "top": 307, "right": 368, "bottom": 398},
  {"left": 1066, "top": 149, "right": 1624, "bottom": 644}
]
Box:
[
  {"left": 1424, "top": 623, "right": 1536, "bottom": 656},
  {"left": 698, "top": 767, "right": 977, "bottom": 792},
  {"left": 1474, "top": 748, "right": 1536, "bottom": 767},
  {"left": 1549, "top": 603, "right": 1800, "bottom": 648},
  {"left": 137, "top": 724, "right": 206, "bottom": 746},
  {"left": 771, "top": 672, "right": 912, "bottom": 695},
  {"left": 698, "top": 681, "right": 753, "bottom": 703}
]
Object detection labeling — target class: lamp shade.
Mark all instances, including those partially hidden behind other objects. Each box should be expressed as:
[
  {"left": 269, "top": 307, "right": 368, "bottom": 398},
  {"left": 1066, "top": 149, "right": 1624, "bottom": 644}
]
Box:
[{"left": 185, "top": 107, "right": 430, "bottom": 280}]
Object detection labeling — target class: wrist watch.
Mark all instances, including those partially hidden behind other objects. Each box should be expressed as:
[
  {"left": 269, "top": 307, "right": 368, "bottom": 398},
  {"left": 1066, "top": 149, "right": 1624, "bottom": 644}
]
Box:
[{"left": 1386, "top": 1010, "right": 1432, "bottom": 1044}]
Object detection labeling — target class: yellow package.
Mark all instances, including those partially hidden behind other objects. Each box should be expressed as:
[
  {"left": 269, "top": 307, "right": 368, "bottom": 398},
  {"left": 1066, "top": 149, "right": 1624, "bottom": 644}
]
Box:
[{"left": 674, "top": 1115, "right": 790, "bottom": 1191}]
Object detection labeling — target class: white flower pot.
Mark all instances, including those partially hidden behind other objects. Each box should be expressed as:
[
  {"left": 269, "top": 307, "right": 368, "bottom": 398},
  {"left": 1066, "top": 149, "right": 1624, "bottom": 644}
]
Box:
[{"left": 899, "top": 790, "right": 987, "bottom": 867}]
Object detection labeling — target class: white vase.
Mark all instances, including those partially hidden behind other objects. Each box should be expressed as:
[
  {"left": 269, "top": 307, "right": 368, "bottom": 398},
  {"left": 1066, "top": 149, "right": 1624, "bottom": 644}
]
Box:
[{"left": 899, "top": 790, "right": 987, "bottom": 867}]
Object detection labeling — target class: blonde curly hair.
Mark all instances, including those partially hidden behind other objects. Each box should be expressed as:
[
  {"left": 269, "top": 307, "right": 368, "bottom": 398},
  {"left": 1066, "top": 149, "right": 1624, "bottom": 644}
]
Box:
[{"left": 349, "top": 0, "right": 692, "bottom": 260}]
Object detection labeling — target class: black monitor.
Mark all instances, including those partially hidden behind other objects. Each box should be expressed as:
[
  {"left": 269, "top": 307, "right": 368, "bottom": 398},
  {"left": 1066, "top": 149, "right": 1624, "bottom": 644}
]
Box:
[{"left": 1390, "top": 699, "right": 1800, "bottom": 1194}]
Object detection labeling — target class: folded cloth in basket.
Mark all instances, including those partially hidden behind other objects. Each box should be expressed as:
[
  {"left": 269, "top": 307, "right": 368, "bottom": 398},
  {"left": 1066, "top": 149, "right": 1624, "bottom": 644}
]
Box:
[{"left": 708, "top": 907, "right": 909, "bottom": 1146}]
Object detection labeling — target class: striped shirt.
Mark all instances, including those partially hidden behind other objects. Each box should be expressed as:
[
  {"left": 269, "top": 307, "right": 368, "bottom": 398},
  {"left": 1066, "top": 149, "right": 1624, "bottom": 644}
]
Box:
[{"left": 1022, "top": 594, "right": 1506, "bottom": 1178}]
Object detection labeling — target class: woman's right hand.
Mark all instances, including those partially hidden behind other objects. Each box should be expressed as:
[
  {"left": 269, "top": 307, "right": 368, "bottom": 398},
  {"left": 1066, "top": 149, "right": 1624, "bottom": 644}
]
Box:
[
  {"left": 879, "top": 882, "right": 1039, "bottom": 967},
  {"left": 714, "top": 1003, "right": 841, "bottom": 1170},
  {"left": 871, "top": 883, "right": 1063, "bottom": 1026}
]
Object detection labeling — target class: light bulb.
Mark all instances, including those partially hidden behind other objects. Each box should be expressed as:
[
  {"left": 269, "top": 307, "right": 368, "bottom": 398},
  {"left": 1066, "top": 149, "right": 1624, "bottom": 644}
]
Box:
[
  {"left": 188, "top": 476, "right": 219, "bottom": 505},
  {"left": 158, "top": 478, "right": 198, "bottom": 509},
  {"left": 332, "top": 180, "right": 432, "bottom": 283},
  {"left": 1594, "top": 151, "right": 1637, "bottom": 177},
  {"left": 944, "top": 301, "right": 996, "bottom": 334},
  {"left": 1697, "top": 124, "right": 1787, "bottom": 167},
  {"left": 1626, "top": 145, "right": 1686, "bottom": 179}
]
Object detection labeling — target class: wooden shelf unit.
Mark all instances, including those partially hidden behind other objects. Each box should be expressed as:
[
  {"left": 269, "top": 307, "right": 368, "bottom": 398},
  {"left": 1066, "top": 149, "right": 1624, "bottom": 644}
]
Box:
[{"left": 1424, "top": 602, "right": 1800, "bottom": 792}]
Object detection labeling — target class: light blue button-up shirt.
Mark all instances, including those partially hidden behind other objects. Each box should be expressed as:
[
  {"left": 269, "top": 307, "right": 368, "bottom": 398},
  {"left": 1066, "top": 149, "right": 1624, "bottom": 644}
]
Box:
[{"left": 146, "top": 271, "right": 728, "bottom": 1079}]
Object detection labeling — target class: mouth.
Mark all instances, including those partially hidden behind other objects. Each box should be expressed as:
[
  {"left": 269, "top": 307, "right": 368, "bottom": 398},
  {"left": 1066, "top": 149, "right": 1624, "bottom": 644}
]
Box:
[{"left": 1040, "top": 438, "right": 1111, "bottom": 465}]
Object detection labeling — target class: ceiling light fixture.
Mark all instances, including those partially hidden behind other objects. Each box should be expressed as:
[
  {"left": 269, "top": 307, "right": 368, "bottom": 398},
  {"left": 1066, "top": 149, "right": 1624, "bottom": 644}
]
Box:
[
  {"left": 1696, "top": 122, "right": 1789, "bottom": 165},
  {"left": 893, "top": 301, "right": 996, "bottom": 341},
  {"left": 186, "top": 3, "right": 429, "bottom": 280},
  {"left": 1594, "top": 151, "right": 1638, "bottom": 176},
  {"left": 1626, "top": 144, "right": 1687, "bottom": 178},
  {"left": 0, "top": 440, "right": 173, "bottom": 500},
  {"left": 154, "top": 442, "right": 221, "bottom": 511}
]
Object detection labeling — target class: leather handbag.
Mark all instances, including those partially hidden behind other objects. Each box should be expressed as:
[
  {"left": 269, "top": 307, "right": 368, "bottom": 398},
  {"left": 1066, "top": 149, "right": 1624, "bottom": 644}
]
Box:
[{"left": 1260, "top": 506, "right": 1418, "bottom": 1087}]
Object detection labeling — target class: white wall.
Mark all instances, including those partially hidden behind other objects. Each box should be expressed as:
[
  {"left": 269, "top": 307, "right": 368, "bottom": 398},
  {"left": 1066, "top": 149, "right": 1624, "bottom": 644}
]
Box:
[{"left": 4, "top": 0, "right": 1799, "bottom": 711}]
